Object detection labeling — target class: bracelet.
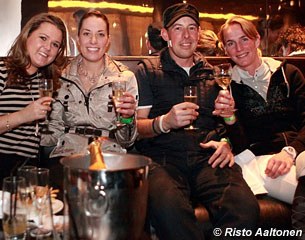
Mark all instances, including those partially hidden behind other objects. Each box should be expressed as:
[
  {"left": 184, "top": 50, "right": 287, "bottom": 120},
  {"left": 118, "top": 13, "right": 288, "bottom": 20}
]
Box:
[
  {"left": 152, "top": 118, "right": 159, "bottom": 135},
  {"left": 223, "top": 114, "right": 236, "bottom": 123},
  {"left": 6, "top": 113, "right": 11, "bottom": 132},
  {"left": 159, "top": 115, "right": 170, "bottom": 133},
  {"left": 119, "top": 116, "right": 134, "bottom": 124}
]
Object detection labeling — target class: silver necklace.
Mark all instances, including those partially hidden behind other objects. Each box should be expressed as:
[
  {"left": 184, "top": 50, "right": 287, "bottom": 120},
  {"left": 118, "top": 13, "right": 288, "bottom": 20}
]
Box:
[{"left": 77, "top": 62, "right": 105, "bottom": 84}]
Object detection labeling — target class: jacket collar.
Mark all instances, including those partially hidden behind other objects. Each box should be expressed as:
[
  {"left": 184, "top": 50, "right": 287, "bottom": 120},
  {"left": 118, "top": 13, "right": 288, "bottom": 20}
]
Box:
[
  {"left": 64, "top": 54, "right": 129, "bottom": 78},
  {"left": 160, "top": 48, "right": 211, "bottom": 75},
  {"left": 232, "top": 57, "right": 282, "bottom": 83}
]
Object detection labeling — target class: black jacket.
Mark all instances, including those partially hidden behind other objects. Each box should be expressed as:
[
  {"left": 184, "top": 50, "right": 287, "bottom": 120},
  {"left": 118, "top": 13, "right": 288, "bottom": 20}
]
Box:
[
  {"left": 228, "top": 59, "right": 305, "bottom": 156},
  {"left": 135, "top": 48, "right": 226, "bottom": 160}
]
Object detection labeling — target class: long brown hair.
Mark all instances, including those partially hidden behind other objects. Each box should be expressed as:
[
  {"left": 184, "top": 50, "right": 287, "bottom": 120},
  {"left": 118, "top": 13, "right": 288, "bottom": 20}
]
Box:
[{"left": 5, "top": 13, "right": 68, "bottom": 88}]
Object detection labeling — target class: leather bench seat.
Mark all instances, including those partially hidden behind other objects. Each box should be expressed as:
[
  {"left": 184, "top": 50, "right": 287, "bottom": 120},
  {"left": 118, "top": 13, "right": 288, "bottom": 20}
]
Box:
[{"left": 195, "top": 195, "right": 293, "bottom": 239}]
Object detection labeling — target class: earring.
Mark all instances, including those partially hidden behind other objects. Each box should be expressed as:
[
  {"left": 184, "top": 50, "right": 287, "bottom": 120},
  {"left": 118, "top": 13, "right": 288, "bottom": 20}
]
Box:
[{"left": 168, "top": 40, "right": 172, "bottom": 48}]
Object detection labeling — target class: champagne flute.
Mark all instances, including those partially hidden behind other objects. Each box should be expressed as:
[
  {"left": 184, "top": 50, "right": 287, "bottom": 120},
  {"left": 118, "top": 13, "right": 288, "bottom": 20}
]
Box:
[
  {"left": 39, "top": 78, "right": 53, "bottom": 133},
  {"left": 112, "top": 80, "right": 127, "bottom": 127},
  {"left": 184, "top": 85, "right": 198, "bottom": 130},
  {"left": 30, "top": 168, "right": 52, "bottom": 238},
  {"left": 17, "top": 165, "right": 37, "bottom": 230}
]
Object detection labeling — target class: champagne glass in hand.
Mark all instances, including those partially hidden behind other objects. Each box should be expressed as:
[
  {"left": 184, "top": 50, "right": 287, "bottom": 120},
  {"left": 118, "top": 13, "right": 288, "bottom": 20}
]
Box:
[
  {"left": 184, "top": 85, "right": 198, "bottom": 130},
  {"left": 214, "top": 63, "right": 236, "bottom": 114},
  {"left": 112, "top": 80, "right": 127, "bottom": 127},
  {"left": 39, "top": 78, "right": 53, "bottom": 133},
  {"left": 214, "top": 63, "right": 232, "bottom": 91}
]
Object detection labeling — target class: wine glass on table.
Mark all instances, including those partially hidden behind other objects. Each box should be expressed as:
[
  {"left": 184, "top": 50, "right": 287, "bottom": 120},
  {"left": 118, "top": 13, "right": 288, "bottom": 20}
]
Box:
[
  {"left": 2, "top": 176, "right": 27, "bottom": 240},
  {"left": 112, "top": 79, "right": 127, "bottom": 127},
  {"left": 213, "top": 63, "right": 236, "bottom": 114},
  {"left": 17, "top": 165, "right": 37, "bottom": 231},
  {"left": 184, "top": 85, "right": 198, "bottom": 130},
  {"left": 39, "top": 78, "right": 53, "bottom": 134},
  {"left": 30, "top": 168, "right": 52, "bottom": 238}
]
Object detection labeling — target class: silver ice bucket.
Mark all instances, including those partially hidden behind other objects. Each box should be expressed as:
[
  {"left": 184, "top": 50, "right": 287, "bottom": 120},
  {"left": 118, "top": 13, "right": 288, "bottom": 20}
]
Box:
[{"left": 60, "top": 152, "right": 151, "bottom": 240}]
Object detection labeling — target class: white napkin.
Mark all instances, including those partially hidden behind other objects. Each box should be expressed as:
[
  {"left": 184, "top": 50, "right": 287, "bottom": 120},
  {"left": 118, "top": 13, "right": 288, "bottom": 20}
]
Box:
[{"left": 235, "top": 149, "right": 268, "bottom": 195}]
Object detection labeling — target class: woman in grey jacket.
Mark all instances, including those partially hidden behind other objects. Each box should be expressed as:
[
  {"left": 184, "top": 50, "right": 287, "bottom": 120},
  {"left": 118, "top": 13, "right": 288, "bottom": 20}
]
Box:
[{"left": 41, "top": 10, "right": 138, "bottom": 157}]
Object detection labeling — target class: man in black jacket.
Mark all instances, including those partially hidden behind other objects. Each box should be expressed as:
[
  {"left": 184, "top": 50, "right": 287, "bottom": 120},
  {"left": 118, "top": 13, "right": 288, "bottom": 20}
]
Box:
[{"left": 135, "top": 3, "right": 259, "bottom": 239}]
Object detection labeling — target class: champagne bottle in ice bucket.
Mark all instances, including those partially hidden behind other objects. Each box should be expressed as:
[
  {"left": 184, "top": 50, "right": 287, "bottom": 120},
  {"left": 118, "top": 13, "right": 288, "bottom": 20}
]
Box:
[{"left": 88, "top": 138, "right": 107, "bottom": 170}]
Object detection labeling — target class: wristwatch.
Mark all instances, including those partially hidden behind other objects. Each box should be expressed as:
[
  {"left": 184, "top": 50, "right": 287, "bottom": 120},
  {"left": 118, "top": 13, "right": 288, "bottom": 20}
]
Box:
[{"left": 282, "top": 146, "right": 297, "bottom": 160}]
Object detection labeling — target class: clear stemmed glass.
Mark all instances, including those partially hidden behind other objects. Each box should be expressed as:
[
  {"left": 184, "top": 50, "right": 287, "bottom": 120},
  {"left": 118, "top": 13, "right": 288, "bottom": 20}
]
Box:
[
  {"left": 17, "top": 165, "right": 37, "bottom": 231},
  {"left": 214, "top": 63, "right": 236, "bottom": 114},
  {"left": 30, "top": 168, "right": 52, "bottom": 238},
  {"left": 214, "top": 63, "right": 233, "bottom": 92},
  {"left": 184, "top": 85, "right": 199, "bottom": 130},
  {"left": 39, "top": 78, "right": 53, "bottom": 133},
  {"left": 112, "top": 79, "right": 127, "bottom": 127}
]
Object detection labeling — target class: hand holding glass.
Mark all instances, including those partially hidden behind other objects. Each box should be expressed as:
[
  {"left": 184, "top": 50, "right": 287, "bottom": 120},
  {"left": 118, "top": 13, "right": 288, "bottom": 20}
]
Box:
[
  {"left": 184, "top": 86, "right": 198, "bottom": 130},
  {"left": 214, "top": 63, "right": 236, "bottom": 114},
  {"left": 214, "top": 63, "right": 232, "bottom": 91},
  {"left": 39, "top": 78, "right": 53, "bottom": 126},
  {"left": 2, "top": 176, "right": 27, "bottom": 240},
  {"left": 112, "top": 80, "right": 127, "bottom": 127}
]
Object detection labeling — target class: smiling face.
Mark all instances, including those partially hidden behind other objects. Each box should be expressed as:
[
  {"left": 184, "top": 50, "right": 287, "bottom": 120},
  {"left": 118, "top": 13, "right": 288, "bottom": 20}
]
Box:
[
  {"left": 26, "top": 22, "right": 63, "bottom": 74},
  {"left": 223, "top": 23, "right": 261, "bottom": 75},
  {"left": 77, "top": 15, "right": 110, "bottom": 63},
  {"left": 161, "top": 16, "right": 199, "bottom": 67}
]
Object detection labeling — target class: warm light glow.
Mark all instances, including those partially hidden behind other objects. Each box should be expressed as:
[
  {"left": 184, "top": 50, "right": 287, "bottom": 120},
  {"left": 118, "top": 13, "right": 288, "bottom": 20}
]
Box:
[
  {"left": 48, "top": 1, "right": 153, "bottom": 14},
  {"left": 48, "top": 1, "right": 258, "bottom": 21},
  {"left": 200, "top": 13, "right": 258, "bottom": 21}
]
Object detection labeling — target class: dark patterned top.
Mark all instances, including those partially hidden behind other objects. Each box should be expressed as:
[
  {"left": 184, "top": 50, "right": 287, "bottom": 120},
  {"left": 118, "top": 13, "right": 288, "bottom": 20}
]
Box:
[{"left": 229, "top": 59, "right": 305, "bottom": 155}]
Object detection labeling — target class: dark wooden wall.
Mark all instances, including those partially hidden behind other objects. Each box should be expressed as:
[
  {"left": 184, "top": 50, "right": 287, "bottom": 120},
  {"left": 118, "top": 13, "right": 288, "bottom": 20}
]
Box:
[{"left": 21, "top": 0, "right": 48, "bottom": 28}]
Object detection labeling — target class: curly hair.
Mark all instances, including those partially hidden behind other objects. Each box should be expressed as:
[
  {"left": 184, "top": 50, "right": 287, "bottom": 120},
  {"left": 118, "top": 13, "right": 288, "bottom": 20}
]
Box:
[
  {"left": 5, "top": 13, "right": 68, "bottom": 89},
  {"left": 197, "top": 29, "right": 225, "bottom": 56},
  {"left": 277, "top": 24, "right": 305, "bottom": 53}
]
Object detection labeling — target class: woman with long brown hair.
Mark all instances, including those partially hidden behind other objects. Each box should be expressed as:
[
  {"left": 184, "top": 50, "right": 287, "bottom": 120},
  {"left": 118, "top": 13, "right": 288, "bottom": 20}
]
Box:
[{"left": 0, "top": 13, "right": 67, "bottom": 184}]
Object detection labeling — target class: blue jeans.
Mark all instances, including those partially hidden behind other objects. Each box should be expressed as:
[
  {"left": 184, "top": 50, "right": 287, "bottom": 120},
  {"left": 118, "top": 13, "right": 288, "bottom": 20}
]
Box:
[{"left": 147, "top": 154, "right": 259, "bottom": 240}]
